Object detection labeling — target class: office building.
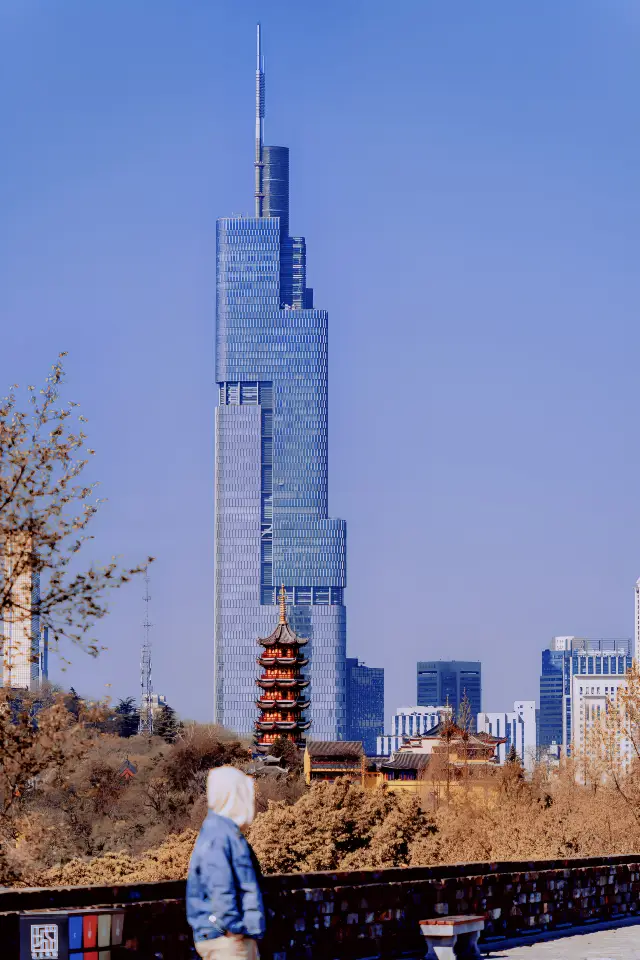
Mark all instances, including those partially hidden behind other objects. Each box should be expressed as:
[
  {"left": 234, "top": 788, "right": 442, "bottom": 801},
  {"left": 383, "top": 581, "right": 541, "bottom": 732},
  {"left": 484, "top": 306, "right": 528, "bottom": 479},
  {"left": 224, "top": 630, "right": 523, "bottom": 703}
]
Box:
[
  {"left": 0, "top": 538, "right": 41, "bottom": 691},
  {"left": 570, "top": 672, "right": 631, "bottom": 771},
  {"left": 538, "top": 637, "right": 631, "bottom": 753},
  {"left": 562, "top": 645, "right": 632, "bottom": 752},
  {"left": 376, "top": 705, "right": 449, "bottom": 756},
  {"left": 417, "top": 661, "right": 481, "bottom": 729},
  {"left": 477, "top": 701, "right": 537, "bottom": 772},
  {"left": 345, "top": 658, "right": 384, "bottom": 755},
  {"left": 539, "top": 638, "right": 568, "bottom": 750},
  {"left": 214, "top": 27, "right": 347, "bottom": 738}
]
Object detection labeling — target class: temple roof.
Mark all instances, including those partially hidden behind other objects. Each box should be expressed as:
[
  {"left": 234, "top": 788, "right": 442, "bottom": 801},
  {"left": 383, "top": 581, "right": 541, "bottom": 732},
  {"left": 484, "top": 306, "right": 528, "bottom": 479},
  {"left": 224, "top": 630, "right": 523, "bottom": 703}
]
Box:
[
  {"left": 397, "top": 724, "right": 507, "bottom": 748},
  {"left": 380, "top": 752, "right": 429, "bottom": 771},
  {"left": 306, "top": 740, "right": 364, "bottom": 758},
  {"left": 258, "top": 622, "right": 308, "bottom": 646}
]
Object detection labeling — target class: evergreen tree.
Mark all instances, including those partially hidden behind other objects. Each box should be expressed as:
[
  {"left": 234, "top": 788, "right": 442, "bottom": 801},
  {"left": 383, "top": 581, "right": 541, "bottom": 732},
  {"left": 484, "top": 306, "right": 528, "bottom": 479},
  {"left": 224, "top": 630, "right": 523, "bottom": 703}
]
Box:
[
  {"left": 64, "top": 687, "right": 83, "bottom": 721},
  {"left": 114, "top": 697, "right": 139, "bottom": 738},
  {"left": 505, "top": 744, "right": 521, "bottom": 765},
  {"left": 154, "top": 703, "right": 180, "bottom": 743}
]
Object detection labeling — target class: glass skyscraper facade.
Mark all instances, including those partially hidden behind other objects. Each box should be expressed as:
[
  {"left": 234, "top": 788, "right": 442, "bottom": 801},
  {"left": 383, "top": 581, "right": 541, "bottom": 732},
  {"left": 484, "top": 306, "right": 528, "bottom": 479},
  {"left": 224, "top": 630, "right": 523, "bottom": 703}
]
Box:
[
  {"left": 539, "top": 647, "right": 564, "bottom": 748},
  {"left": 214, "top": 27, "right": 346, "bottom": 739},
  {"left": 345, "top": 658, "right": 384, "bottom": 755},
  {"left": 417, "top": 660, "right": 482, "bottom": 730}
]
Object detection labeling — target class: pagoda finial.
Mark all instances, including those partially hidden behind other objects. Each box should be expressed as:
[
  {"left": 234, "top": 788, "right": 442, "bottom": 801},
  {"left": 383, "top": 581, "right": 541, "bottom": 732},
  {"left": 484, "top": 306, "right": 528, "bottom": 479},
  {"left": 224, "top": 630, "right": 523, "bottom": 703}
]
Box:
[{"left": 279, "top": 584, "right": 287, "bottom": 624}]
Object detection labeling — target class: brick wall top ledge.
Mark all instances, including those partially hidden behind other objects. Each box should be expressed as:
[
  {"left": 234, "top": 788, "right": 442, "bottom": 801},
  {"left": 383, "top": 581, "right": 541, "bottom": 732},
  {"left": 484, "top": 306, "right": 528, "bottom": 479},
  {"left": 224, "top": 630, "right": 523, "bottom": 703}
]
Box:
[{"left": 2, "top": 853, "right": 640, "bottom": 914}]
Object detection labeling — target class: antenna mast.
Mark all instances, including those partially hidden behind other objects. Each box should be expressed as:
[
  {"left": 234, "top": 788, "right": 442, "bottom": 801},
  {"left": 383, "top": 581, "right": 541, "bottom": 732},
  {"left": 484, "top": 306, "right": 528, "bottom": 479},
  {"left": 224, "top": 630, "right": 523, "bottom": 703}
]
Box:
[
  {"left": 254, "top": 23, "right": 265, "bottom": 217},
  {"left": 139, "top": 567, "right": 153, "bottom": 735}
]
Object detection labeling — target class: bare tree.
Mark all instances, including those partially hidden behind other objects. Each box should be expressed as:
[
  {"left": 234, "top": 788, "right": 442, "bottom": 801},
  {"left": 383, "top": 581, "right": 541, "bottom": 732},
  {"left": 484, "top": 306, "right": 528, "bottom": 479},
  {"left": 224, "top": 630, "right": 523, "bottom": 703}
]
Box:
[
  {"left": 439, "top": 701, "right": 456, "bottom": 804},
  {"left": 0, "top": 355, "right": 150, "bottom": 671},
  {"left": 595, "top": 662, "right": 640, "bottom": 820}
]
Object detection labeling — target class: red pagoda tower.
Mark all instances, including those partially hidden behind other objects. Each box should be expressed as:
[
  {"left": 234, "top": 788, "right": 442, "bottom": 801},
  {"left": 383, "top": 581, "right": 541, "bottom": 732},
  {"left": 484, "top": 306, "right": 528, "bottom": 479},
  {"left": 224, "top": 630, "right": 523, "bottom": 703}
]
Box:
[{"left": 255, "top": 586, "right": 311, "bottom": 752}]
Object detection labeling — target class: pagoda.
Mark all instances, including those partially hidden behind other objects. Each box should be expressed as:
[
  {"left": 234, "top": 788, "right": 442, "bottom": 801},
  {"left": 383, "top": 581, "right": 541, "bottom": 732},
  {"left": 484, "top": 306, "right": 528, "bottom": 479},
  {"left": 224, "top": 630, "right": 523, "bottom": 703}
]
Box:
[{"left": 255, "top": 586, "right": 311, "bottom": 752}]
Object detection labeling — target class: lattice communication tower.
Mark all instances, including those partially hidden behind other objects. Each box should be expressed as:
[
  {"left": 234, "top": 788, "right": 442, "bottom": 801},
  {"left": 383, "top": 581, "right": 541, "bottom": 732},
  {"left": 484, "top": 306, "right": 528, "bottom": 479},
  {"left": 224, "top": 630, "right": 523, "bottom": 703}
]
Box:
[{"left": 138, "top": 568, "right": 153, "bottom": 735}]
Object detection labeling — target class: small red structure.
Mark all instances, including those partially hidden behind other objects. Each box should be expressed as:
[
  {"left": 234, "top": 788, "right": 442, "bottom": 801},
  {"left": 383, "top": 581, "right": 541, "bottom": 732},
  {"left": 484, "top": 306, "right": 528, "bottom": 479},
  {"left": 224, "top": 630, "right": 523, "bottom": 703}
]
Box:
[
  {"left": 117, "top": 758, "right": 138, "bottom": 782},
  {"left": 255, "top": 586, "right": 311, "bottom": 752}
]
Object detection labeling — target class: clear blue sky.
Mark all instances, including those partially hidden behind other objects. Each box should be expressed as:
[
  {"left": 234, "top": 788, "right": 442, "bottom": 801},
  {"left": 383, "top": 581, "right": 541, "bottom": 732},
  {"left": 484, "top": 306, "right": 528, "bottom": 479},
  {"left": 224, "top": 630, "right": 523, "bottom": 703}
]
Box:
[{"left": 1, "top": 1, "right": 639, "bottom": 723}]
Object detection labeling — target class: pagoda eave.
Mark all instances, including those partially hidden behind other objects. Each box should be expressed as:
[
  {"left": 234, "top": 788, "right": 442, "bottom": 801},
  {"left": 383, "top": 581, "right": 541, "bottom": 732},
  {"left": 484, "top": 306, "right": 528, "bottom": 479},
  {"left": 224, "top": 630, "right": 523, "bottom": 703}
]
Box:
[
  {"left": 257, "top": 655, "right": 309, "bottom": 668},
  {"left": 260, "top": 635, "right": 308, "bottom": 648}
]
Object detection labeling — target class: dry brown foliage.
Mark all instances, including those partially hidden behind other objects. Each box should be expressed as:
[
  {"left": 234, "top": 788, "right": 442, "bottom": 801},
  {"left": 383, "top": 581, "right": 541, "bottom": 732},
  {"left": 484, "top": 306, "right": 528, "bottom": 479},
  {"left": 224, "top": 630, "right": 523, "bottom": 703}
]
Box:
[
  {"left": 41, "top": 829, "right": 199, "bottom": 886},
  {"left": 0, "top": 707, "right": 256, "bottom": 886},
  {"left": 12, "top": 662, "right": 640, "bottom": 887},
  {"left": 19, "top": 757, "right": 640, "bottom": 887},
  {"left": 249, "top": 778, "right": 436, "bottom": 874}
]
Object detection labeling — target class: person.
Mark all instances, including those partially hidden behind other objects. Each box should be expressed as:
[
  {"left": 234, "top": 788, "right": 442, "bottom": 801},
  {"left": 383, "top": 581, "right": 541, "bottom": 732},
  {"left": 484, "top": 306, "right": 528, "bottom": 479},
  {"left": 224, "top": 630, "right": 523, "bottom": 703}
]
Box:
[{"left": 187, "top": 766, "right": 266, "bottom": 959}]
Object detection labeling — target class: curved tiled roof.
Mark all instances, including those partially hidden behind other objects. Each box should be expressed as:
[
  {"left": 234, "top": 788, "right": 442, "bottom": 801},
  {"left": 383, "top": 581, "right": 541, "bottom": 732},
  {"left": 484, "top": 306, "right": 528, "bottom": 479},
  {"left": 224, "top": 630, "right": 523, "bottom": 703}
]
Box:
[
  {"left": 306, "top": 740, "right": 364, "bottom": 758},
  {"left": 381, "top": 752, "right": 430, "bottom": 771},
  {"left": 259, "top": 622, "right": 308, "bottom": 646}
]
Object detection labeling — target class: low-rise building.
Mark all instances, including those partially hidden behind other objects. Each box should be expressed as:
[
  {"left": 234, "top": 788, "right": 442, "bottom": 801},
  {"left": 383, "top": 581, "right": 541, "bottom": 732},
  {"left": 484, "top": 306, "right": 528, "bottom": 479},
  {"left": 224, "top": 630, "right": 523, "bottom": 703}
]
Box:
[
  {"left": 376, "top": 705, "right": 450, "bottom": 756},
  {"left": 304, "top": 726, "right": 505, "bottom": 796},
  {"left": 477, "top": 701, "right": 537, "bottom": 771},
  {"left": 304, "top": 740, "right": 365, "bottom": 785}
]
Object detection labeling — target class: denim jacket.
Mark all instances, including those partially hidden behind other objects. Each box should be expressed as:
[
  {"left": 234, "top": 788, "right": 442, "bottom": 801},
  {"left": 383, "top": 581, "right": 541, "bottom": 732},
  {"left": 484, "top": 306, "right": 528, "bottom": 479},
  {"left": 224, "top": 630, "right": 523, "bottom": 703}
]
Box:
[{"left": 187, "top": 811, "right": 266, "bottom": 943}]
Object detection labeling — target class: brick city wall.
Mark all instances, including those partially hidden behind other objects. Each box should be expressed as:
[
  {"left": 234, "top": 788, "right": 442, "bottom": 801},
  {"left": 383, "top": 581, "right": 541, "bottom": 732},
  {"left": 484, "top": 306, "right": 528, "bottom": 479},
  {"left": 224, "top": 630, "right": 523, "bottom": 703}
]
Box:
[{"left": 2, "top": 854, "right": 640, "bottom": 958}]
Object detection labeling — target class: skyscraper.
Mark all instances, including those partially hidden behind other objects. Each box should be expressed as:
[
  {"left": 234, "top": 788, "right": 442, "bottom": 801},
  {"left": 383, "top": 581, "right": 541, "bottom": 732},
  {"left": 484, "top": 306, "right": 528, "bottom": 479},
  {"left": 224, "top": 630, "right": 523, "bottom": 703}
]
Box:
[
  {"left": 345, "top": 658, "right": 384, "bottom": 755},
  {"left": 538, "top": 641, "right": 566, "bottom": 750},
  {"left": 416, "top": 660, "right": 482, "bottom": 728},
  {"left": 214, "top": 27, "right": 347, "bottom": 739}
]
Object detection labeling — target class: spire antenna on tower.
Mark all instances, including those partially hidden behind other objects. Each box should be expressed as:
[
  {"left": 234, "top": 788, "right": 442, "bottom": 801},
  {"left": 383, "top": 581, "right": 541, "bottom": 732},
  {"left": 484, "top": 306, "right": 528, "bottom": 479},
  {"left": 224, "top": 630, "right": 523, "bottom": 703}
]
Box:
[
  {"left": 138, "top": 566, "right": 154, "bottom": 735},
  {"left": 254, "top": 23, "right": 265, "bottom": 217},
  {"left": 279, "top": 584, "right": 287, "bottom": 625}
]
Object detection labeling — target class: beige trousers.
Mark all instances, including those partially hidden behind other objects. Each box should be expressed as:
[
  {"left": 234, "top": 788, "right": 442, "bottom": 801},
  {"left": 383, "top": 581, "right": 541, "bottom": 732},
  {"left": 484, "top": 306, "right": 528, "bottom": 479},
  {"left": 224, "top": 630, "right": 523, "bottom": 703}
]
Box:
[{"left": 195, "top": 938, "right": 259, "bottom": 960}]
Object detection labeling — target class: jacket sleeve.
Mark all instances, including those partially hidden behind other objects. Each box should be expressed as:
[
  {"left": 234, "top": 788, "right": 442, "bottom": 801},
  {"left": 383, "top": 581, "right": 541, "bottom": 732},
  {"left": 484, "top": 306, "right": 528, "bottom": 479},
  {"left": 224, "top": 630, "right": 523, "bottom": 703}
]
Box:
[
  {"left": 196, "top": 833, "right": 246, "bottom": 938},
  {"left": 230, "top": 835, "right": 266, "bottom": 939}
]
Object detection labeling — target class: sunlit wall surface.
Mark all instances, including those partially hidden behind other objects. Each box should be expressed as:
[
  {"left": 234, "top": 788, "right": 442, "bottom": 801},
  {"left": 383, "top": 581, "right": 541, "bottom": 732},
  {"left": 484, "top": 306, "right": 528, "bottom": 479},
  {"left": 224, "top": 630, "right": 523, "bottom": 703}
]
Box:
[
  {"left": 0, "top": 552, "right": 40, "bottom": 691},
  {"left": 214, "top": 216, "right": 346, "bottom": 739}
]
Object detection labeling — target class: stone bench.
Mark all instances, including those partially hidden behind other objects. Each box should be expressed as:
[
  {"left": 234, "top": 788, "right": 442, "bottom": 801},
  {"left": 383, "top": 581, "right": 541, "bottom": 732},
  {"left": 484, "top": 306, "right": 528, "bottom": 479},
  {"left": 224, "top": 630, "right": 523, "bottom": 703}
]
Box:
[{"left": 419, "top": 914, "right": 486, "bottom": 959}]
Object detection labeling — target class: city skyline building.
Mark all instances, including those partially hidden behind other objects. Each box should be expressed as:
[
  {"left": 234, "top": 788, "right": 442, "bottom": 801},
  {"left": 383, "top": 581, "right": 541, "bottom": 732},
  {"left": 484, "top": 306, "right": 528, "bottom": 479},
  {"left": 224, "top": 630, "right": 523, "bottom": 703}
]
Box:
[
  {"left": 477, "top": 700, "right": 537, "bottom": 772},
  {"left": 417, "top": 660, "right": 482, "bottom": 729},
  {"left": 376, "top": 705, "right": 449, "bottom": 757},
  {"left": 570, "top": 671, "right": 630, "bottom": 770},
  {"left": 538, "top": 637, "right": 632, "bottom": 753},
  {"left": 345, "top": 658, "right": 384, "bottom": 755},
  {"left": 214, "top": 26, "right": 347, "bottom": 738},
  {"left": 562, "top": 646, "right": 632, "bottom": 753}
]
